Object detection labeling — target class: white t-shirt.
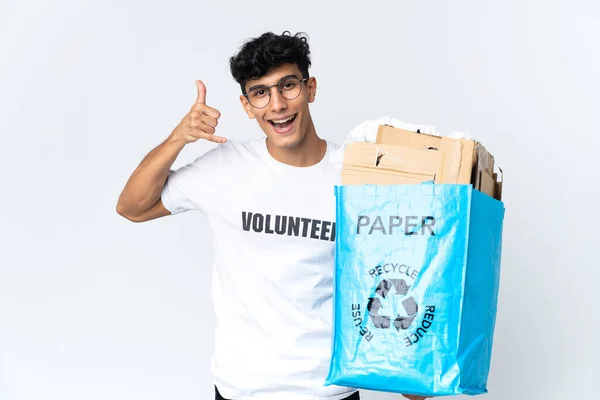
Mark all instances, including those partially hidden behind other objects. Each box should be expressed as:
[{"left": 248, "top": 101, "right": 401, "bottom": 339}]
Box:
[{"left": 160, "top": 137, "right": 356, "bottom": 400}]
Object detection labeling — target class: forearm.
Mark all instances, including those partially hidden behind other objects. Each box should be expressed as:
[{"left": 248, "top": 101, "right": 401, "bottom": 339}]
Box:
[{"left": 117, "top": 133, "right": 186, "bottom": 217}]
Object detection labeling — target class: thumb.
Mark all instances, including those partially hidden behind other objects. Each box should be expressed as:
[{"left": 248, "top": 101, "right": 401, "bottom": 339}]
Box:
[{"left": 195, "top": 80, "right": 206, "bottom": 105}]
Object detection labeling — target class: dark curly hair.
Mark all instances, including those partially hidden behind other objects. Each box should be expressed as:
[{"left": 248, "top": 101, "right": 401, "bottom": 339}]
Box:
[{"left": 229, "top": 31, "right": 312, "bottom": 94}]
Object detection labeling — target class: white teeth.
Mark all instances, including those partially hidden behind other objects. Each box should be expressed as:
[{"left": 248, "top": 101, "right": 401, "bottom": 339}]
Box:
[{"left": 272, "top": 116, "right": 295, "bottom": 124}]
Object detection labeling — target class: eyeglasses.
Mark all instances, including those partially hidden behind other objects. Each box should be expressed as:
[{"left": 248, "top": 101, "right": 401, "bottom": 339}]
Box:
[{"left": 244, "top": 76, "right": 309, "bottom": 109}]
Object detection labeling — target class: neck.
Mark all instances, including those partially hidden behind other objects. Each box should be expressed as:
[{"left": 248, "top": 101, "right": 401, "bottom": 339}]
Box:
[{"left": 266, "top": 120, "right": 326, "bottom": 167}]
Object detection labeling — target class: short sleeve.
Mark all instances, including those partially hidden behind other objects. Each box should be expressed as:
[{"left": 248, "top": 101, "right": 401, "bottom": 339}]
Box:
[{"left": 161, "top": 146, "right": 223, "bottom": 215}]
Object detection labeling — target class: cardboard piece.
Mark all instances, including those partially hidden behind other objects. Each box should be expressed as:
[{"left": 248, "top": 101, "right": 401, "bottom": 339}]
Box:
[
  {"left": 342, "top": 125, "right": 504, "bottom": 201},
  {"left": 342, "top": 142, "right": 442, "bottom": 183},
  {"left": 494, "top": 168, "right": 504, "bottom": 201},
  {"left": 472, "top": 142, "right": 495, "bottom": 192},
  {"left": 375, "top": 125, "right": 476, "bottom": 184},
  {"left": 376, "top": 126, "right": 443, "bottom": 150},
  {"left": 479, "top": 170, "right": 497, "bottom": 199}
]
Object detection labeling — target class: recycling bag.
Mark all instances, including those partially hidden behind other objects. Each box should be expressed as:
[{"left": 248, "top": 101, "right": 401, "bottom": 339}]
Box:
[{"left": 325, "top": 183, "right": 505, "bottom": 396}]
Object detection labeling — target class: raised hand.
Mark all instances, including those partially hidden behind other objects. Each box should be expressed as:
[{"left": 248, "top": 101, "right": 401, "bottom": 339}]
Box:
[{"left": 171, "top": 80, "right": 226, "bottom": 144}]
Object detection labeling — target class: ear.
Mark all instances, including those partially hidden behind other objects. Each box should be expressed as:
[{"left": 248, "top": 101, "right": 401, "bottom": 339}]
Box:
[
  {"left": 240, "top": 95, "right": 256, "bottom": 119},
  {"left": 307, "top": 77, "right": 317, "bottom": 103}
]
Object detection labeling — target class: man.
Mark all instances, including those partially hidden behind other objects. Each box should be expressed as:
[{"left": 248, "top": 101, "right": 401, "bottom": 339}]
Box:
[{"left": 117, "top": 31, "right": 427, "bottom": 400}]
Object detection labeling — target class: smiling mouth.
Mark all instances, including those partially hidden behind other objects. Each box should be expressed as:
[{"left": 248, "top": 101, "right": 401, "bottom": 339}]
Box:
[{"left": 268, "top": 114, "right": 297, "bottom": 131}]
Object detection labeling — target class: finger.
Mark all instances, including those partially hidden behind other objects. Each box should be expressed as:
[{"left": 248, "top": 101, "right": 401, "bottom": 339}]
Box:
[
  {"left": 190, "top": 110, "right": 203, "bottom": 127},
  {"left": 188, "top": 125, "right": 225, "bottom": 143},
  {"left": 200, "top": 132, "right": 227, "bottom": 144},
  {"left": 190, "top": 113, "right": 220, "bottom": 136},
  {"left": 198, "top": 122, "right": 215, "bottom": 135},
  {"left": 192, "top": 103, "right": 221, "bottom": 119},
  {"left": 201, "top": 115, "right": 219, "bottom": 129},
  {"left": 195, "top": 80, "right": 206, "bottom": 105}
]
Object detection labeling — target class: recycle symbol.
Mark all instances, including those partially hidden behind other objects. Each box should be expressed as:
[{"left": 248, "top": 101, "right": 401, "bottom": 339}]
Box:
[{"left": 367, "top": 278, "right": 418, "bottom": 331}]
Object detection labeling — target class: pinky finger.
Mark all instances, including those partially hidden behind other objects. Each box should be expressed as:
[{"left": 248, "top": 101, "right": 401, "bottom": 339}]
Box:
[{"left": 204, "top": 134, "right": 227, "bottom": 144}]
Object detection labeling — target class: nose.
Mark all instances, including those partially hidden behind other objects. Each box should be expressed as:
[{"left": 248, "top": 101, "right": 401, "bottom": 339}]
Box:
[{"left": 269, "top": 87, "right": 287, "bottom": 112}]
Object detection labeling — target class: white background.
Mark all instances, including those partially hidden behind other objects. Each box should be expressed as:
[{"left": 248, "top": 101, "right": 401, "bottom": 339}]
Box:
[{"left": 1, "top": 1, "right": 598, "bottom": 399}]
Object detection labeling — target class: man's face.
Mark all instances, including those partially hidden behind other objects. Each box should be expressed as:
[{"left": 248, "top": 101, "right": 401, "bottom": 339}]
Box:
[{"left": 240, "top": 63, "right": 316, "bottom": 149}]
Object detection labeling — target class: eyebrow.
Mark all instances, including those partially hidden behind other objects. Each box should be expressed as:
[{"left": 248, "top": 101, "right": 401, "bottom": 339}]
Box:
[{"left": 247, "top": 74, "right": 299, "bottom": 92}]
